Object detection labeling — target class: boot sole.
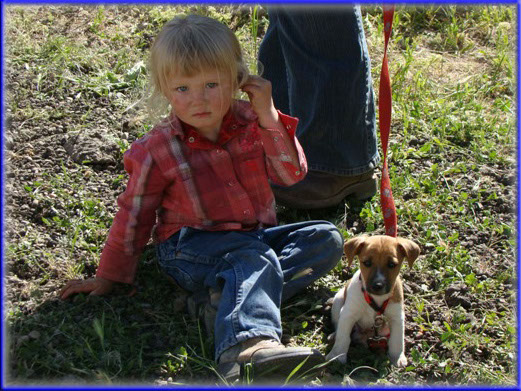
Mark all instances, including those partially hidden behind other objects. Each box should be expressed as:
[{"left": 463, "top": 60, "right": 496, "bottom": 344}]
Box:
[{"left": 218, "top": 348, "right": 325, "bottom": 383}]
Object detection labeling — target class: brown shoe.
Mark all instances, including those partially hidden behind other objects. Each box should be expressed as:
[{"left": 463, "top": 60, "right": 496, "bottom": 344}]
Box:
[
  {"left": 217, "top": 337, "right": 325, "bottom": 382},
  {"left": 272, "top": 170, "right": 377, "bottom": 209}
]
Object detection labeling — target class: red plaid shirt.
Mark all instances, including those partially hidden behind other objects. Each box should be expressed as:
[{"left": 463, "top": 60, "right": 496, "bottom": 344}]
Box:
[{"left": 97, "top": 100, "right": 307, "bottom": 283}]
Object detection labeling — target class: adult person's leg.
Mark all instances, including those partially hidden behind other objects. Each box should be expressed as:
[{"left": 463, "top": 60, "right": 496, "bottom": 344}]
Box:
[{"left": 259, "top": 5, "right": 380, "bottom": 209}]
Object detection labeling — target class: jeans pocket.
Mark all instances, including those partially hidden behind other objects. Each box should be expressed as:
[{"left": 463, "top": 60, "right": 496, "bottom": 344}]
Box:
[
  {"left": 161, "top": 263, "right": 199, "bottom": 292},
  {"left": 157, "top": 226, "right": 203, "bottom": 261},
  {"left": 157, "top": 232, "right": 181, "bottom": 262}
]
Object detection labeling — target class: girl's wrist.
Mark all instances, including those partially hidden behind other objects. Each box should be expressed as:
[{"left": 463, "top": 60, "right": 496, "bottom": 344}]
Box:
[{"left": 257, "top": 106, "right": 280, "bottom": 129}]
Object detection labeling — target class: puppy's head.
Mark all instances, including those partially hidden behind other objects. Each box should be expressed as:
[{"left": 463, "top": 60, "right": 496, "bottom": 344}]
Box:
[{"left": 344, "top": 235, "right": 420, "bottom": 296}]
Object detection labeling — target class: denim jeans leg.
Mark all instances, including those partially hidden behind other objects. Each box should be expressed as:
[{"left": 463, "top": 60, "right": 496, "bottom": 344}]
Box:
[
  {"left": 258, "top": 10, "right": 289, "bottom": 114},
  {"left": 259, "top": 5, "right": 379, "bottom": 176},
  {"left": 156, "top": 228, "right": 284, "bottom": 361},
  {"left": 262, "top": 221, "right": 344, "bottom": 302}
]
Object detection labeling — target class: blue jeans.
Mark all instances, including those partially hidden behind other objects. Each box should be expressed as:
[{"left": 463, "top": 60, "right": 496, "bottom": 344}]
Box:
[
  {"left": 259, "top": 5, "right": 380, "bottom": 176},
  {"left": 156, "top": 221, "right": 343, "bottom": 360}
]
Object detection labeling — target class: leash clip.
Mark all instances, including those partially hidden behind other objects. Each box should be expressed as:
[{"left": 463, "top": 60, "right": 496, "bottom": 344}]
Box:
[
  {"left": 369, "top": 315, "right": 389, "bottom": 352},
  {"left": 374, "top": 314, "right": 386, "bottom": 329}
]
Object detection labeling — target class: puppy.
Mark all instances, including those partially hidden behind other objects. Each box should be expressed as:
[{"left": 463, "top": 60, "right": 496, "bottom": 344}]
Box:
[{"left": 326, "top": 235, "right": 420, "bottom": 367}]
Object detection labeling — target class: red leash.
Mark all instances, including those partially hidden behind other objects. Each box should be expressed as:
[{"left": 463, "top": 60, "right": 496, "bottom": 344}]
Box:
[{"left": 379, "top": 5, "right": 397, "bottom": 237}]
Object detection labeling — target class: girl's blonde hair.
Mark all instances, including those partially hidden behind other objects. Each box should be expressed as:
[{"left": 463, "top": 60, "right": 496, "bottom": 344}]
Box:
[{"left": 149, "top": 14, "right": 249, "bottom": 116}]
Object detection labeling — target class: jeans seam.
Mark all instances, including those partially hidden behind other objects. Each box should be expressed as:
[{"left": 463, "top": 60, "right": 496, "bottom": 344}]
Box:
[{"left": 225, "top": 254, "right": 244, "bottom": 344}]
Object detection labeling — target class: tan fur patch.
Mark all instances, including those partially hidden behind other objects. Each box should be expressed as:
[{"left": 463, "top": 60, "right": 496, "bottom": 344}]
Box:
[{"left": 390, "top": 276, "right": 404, "bottom": 303}]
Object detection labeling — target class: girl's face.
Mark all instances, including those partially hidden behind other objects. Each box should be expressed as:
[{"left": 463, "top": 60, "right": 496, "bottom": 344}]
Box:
[{"left": 167, "top": 68, "right": 234, "bottom": 141}]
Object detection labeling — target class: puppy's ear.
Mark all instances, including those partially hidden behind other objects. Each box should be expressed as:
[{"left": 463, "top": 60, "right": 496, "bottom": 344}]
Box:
[
  {"left": 397, "top": 238, "right": 420, "bottom": 268},
  {"left": 344, "top": 236, "right": 368, "bottom": 267}
]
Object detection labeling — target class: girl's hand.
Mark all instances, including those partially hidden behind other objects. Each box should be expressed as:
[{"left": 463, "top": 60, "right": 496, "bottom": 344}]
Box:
[
  {"left": 241, "top": 75, "right": 300, "bottom": 167},
  {"left": 60, "top": 277, "right": 114, "bottom": 300},
  {"left": 241, "top": 75, "right": 279, "bottom": 129}
]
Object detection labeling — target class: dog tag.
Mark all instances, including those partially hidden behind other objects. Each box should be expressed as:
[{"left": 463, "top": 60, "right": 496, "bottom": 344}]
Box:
[{"left": 368, "top": 336, "right": 388, "bottom": 352}]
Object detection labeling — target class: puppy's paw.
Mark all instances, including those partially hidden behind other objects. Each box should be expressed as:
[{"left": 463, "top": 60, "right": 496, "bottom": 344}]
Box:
[
  {"left": 389, "top": 352, "right": 407, "bottom": 367},
  {"left": 326, "top": 350, "right": 347, "bottom": 364}
]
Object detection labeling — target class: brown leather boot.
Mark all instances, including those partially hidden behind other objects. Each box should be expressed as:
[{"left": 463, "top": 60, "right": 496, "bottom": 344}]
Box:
[
  {"left": 217, "top": 337, "right": 325, "bottom": 382},
  {"left": 272, "top": 170, "right": 377, "bottom": 209}
]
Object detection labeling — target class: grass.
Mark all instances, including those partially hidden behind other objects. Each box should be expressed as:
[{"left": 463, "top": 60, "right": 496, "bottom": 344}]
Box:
[{"left": 4, "top": 4, "right": 516, "bottom": 387}]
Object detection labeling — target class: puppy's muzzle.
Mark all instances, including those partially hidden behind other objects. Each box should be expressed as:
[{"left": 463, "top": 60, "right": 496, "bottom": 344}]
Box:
[{"left": 368, "top": 269, "right": 390, "bottom": 295}]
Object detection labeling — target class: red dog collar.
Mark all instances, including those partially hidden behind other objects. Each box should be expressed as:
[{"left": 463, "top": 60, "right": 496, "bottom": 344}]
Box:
[{"left": 361, "top": 285, "right": 389, "bottom": 315}]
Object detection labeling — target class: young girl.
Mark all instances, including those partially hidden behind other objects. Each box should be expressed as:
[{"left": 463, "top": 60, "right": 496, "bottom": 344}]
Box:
[{"left": 60, "top": 14, "right": 343, "bottom": 381}]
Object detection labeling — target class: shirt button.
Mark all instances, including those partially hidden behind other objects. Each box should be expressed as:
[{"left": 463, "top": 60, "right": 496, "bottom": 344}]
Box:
[
  {"left": 274, "top": 136, "right": 279, "bottom": 142},
  {"left": 295, "top": 171, "right": 301, "bottom": 175},
  {"left": 243, "top": 210, "right": 251, "bottom": 215},
  {"left": 231, "top": 125, "right": 237, "bottom": 129},
  {"left": 227, "top": 181, "right": 234, "bottom": 187},
  {"left": 188, "top": 137, "right": 195, "bottom": 143},
  {"left": 286, "top": 125, "right": 291, "bottom": 130}
]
